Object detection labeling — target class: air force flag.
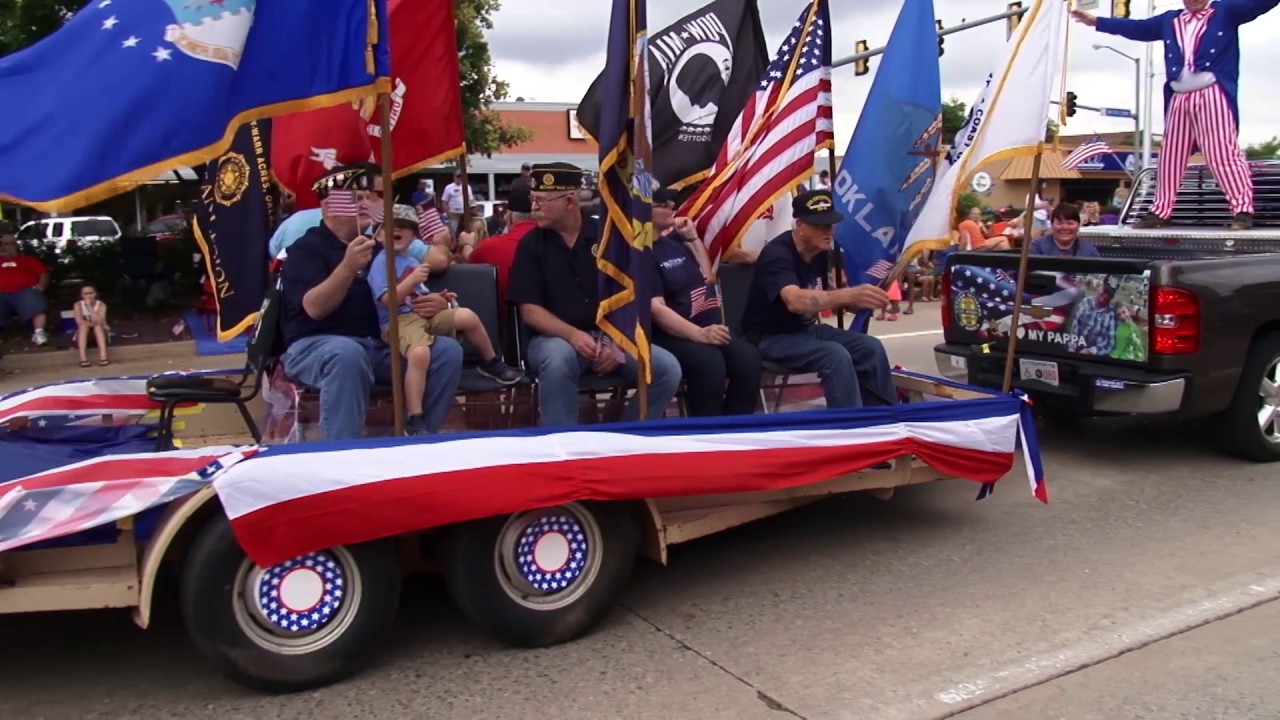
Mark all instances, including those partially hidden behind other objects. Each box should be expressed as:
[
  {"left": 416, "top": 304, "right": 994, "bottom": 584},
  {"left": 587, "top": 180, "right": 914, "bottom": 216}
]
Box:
[
  {"left": 832, "top": 0, "right": 941, "bottom": 292},
  {"left": 0, "top": 0, "right": 389, "bottom": 212}
]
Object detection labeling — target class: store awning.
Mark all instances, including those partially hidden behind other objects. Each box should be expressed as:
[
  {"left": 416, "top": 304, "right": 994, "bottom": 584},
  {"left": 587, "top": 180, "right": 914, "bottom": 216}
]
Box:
[{"left": 998, "top": 150, "right": 1082, "bottom": 180}]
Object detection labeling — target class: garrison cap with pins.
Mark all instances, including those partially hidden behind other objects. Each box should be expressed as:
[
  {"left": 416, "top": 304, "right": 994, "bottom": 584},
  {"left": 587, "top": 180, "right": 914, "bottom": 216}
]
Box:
[
  {"left": 311, "top": 162, "right": 379, "bottom": 199},
  {"left": 531, "top": 162, "right": 584, "bottom": 192},
  {"left": 792, "top": 188, "right": 844, "bottom": 225}
]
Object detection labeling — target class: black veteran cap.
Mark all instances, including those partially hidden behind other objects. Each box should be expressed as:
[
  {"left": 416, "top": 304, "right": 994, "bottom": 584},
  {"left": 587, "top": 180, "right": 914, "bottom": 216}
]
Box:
[
  {"left": 312, "top": 162, "right": 378, "bottom": 198},
  {"left": 531, "top": 162, "right": 584, "bottom": 192},
  {"left": 792, "top": 189, "right": 843, "bottom": 225},
  {"left": 653, "top": 187, "right": 680, "bottom": 206},
  {"left": 507, "top": 184, "right": 533, "bottom": 213}
]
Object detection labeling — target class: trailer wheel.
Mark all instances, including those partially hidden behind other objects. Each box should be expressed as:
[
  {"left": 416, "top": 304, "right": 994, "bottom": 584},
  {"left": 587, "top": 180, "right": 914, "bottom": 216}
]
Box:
[
  {"left": 1219, "top": 332, "right": 1280, "bottom": 462},
  {"left": 180, "top": 514, "right": 401, "bottom": 693},
  {"left": 440, "top": 501, "right": 637, "bottom": 648}
]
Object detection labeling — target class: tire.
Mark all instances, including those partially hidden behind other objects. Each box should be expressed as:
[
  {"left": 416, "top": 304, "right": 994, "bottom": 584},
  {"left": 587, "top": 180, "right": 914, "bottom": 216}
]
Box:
[
  {"left": 1218, "top": 332, "right": 1280, "bottom": 462},
  {"left": 440, "top": 501, "right": 637, "bottom": 648},
  {"left": 179, "top": 513, "right": 401, "bottom": 693}
]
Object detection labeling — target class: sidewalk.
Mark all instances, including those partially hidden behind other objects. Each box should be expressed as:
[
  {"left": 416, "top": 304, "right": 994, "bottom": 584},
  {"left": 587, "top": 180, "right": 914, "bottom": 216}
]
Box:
[{"left": 0, "top": 343, "right": 243, "bottom": 395}]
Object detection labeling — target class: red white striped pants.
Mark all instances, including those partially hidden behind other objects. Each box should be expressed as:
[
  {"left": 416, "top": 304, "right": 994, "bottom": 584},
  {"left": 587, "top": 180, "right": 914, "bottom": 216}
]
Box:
[{"left": 1152, "top": 83, "right": 1254, "bottom": 217}]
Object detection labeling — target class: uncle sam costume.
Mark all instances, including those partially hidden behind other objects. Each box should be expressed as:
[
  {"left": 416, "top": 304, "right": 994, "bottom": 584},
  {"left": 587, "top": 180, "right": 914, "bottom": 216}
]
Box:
[{"left": 1090, "top": 0, "right": 1280, "bottom": 230}]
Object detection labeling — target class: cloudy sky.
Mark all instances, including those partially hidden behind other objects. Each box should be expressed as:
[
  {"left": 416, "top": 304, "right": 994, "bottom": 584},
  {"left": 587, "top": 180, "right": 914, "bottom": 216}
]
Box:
[{"left": 485, "top": 0, "right": 1280, "bottom": 154}]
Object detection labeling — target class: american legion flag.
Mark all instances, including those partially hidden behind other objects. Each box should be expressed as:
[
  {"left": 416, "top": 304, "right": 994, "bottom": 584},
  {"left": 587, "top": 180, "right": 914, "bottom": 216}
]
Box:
[
  {"left": 596, "top": 0, "right": 658, "bottom": 382},
  {"left": 0, "top": 0, "right": 390, "bottom": 212},
  {"left": 213, "top": 398, "right": 1047, "bottom": 568},
  {"left": 677, "top": 0, "right": 834, "bottom": 265}
]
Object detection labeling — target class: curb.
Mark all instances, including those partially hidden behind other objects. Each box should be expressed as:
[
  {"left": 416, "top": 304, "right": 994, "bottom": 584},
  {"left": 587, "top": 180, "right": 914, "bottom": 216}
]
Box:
[{"left": 1, "top": 339, "right": 205, "bottom": 371}]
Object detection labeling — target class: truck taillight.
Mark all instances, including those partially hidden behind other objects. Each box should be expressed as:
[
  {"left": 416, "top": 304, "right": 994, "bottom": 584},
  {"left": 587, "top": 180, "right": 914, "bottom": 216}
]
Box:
[
  {"left": 1151, "top": 287, "right": 1200, "bottom": 355},
  {"left": 939, "top": 267, "right": 952, "bottom": 332}
]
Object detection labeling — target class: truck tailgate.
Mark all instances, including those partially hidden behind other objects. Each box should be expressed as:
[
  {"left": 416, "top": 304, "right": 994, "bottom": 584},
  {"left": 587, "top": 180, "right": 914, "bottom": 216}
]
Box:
[{"left": 942, "top": 252, "right": 1155, "bottom": 366}]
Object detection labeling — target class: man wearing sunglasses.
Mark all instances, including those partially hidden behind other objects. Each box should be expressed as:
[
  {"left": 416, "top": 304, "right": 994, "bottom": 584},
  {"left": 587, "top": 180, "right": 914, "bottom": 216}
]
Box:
[{"left": 507, "top": 162, "right": 682, "bottom": 427}]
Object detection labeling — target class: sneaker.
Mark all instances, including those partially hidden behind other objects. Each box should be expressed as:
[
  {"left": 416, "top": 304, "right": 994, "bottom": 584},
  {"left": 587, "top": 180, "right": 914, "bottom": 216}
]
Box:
[
  {"left": 1133, "top": 213, "right": 1170, "bottom": 230},
  {"left": 404, "top": 414, "right": 429, "bottom": 436},
  {"left": 477, "top": 357, "right": 522, "bottom": 385},
  {"left": 1230, "top": 212, "right": 1254, "bottom": 231},
  {"left": 31, "top": 329, "right": 47, "bottom": 346}
]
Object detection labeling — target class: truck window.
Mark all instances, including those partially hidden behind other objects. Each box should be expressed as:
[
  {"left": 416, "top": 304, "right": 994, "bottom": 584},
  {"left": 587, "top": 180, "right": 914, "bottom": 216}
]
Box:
[
  {"left": 17, "top": 223, "right": 46, "bottom": 240},
  {"left": 49, "top": 221, "right": 66, "bottom": 239},
  {"left": 70, "top": 219, "right": 119, "bottom": 237}
]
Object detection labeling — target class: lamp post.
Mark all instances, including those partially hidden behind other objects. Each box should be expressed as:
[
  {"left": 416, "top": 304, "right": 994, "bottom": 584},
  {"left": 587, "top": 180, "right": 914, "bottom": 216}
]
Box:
[{"left": 1092, "top": 42, "right": 1143, "bottom": 170}]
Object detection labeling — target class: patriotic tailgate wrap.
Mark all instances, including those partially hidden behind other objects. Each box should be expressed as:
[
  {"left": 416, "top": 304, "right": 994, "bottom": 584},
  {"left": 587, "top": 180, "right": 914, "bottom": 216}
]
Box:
[
  {"left": 215, "top": 390, "right": 1046, "bottom": 568},
  {"left": 0, "top": 368, "right": 242, "bottom": 425}
]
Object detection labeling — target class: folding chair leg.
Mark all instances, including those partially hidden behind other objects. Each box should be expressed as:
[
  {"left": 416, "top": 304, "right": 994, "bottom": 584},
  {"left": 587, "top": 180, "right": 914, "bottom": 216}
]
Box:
[
  {"left": 154, "top": 402, "right": 175, "bottom": 451},
  {"left": 772, "top": 375, "right": 792, "bottom": 414},
  {"left": 235, "top": 401, "right": 262, "bottom": 444}
]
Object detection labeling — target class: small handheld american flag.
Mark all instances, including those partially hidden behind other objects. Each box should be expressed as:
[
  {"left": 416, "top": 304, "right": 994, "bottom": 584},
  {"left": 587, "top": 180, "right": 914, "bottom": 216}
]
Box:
[
  {"left": 418, "top": 206, "right": 446, "bottom": 241},
  {"left": 324, "top": 189, "right": 360, "bottom": 218},
  {"left": 360, "top": 197, "right": 385, "bottom": 224},
  {"left": 1062, "top": 136, "right": 1113, "bottom": 170},
  {"left": 689, "top": 283, "right": 722, "bottom": 318}
]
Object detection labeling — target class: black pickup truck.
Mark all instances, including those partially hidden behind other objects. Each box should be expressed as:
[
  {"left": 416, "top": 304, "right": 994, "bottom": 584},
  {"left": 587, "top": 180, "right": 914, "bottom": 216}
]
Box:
[{"left": 933, "top": 161, "right": 1280, "bottom": 461}]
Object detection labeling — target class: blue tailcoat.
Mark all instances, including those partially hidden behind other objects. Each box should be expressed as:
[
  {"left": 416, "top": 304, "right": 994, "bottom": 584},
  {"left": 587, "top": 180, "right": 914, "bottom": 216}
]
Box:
[{"left": 1095, "top": 0, "right": 1280, "bottom": 127}]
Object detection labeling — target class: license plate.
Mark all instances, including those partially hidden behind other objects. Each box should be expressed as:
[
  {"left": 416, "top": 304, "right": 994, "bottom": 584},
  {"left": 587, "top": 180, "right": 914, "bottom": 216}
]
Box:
[{"left": 1019, "top": 359, "right": 1060, "bottom": 387}]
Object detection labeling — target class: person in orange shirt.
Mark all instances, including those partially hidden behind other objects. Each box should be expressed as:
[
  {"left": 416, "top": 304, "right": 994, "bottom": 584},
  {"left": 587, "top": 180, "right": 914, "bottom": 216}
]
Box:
[
  {"left": 957, "top": 206, "right": 1011, "bottom": 251},
  {"left": 470, "top": 183, "right": 537, "bottom": 309}
]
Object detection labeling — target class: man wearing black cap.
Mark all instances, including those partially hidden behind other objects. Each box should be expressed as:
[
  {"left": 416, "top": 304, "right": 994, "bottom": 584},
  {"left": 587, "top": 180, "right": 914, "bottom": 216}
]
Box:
[
  {"left": 510, "top": 162, "right": 533, "bottom": 193},
  {"left": 507, "top": 161, "right": 682, "bottom": 427},
  {"left": 278, "top": 163, "right": 463, "bottom": 440},
  {"left": 741, "top": 189, "right": 897, "bottom": 409}
]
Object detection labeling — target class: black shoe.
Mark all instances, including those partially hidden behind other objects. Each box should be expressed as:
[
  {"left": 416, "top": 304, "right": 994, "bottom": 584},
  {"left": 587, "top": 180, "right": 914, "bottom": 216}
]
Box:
[
  {"left": 478, "top": 358, "right": 523, "bottom": 385},
  {"left": 404, "top": 414, "right": 429, "bottom": 436},
  {"left": 1133, "top": 213, "right": 1170, "bottom": 229},
  {"left": 1230, "top": 212, "right": 1254, "bottom": 230}
]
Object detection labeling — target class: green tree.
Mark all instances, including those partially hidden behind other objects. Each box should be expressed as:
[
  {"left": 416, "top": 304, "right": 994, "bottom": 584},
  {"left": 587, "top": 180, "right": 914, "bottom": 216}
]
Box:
[
  {"left": 455, "top": 0, "right": 532, "bottom": 156},
  {"left": 1245, "top": 136, "right": 1280, "bottom": 160},
  {"left": 0, "top": 0, "right": 87, "bottom": 57},
  {"left": 941, "top": 96, "right": 969, "bottom": 144},
  {"left": 0, "top": 0, "right": 531, "bottom": 157}
]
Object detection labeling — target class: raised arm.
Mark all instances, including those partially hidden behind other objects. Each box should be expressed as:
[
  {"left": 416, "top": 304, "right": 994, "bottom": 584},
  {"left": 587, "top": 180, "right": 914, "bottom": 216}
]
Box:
[
  {"left": 1073, "top": 9, "right": 1167, "bottom": 43},
  {"left": 1219, "top": 0, "right": 1280, "bottom": 24}
]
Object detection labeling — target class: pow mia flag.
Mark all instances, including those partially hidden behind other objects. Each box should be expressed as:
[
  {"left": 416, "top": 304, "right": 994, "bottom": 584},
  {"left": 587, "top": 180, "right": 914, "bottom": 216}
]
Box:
[{"left": 576, "top": 0, "right": 767, "bottom": 189}]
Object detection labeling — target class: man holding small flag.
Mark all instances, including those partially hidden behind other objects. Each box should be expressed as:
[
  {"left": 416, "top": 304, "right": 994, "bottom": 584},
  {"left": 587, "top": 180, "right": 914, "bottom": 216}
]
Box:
[{"left": 831, "top": 0, "right": 942, "bottom": 331}]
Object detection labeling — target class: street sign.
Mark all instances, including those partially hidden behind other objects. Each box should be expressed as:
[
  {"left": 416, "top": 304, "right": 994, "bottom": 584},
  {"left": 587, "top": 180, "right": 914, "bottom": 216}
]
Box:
[{"left": 1101, "top": 107, "right": 1134, "bottom": 119}]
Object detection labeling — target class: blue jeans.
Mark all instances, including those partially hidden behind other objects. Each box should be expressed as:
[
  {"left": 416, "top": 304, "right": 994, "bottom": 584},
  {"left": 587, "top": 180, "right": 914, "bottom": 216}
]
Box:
[
  {"left": 283, "top": 334, "right": 463, "bottom": 441},
  {"left": 0, "top": 287, "right": 48, "bottom": 325},
  {"left": 758, "top": 324, "right": 895, "bottom": 409},
  {"left": 527, "top": 335, "right": 682, "bottom": 427}
]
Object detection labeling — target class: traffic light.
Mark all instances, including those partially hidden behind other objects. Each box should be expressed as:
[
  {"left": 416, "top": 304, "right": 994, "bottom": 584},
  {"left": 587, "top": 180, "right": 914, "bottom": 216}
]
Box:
[
  {"left": 1112, "top": 0, "right": 1130, "bottom": 19},
  {"left": 854, "top": 39, "right": 870, "bottom": 76},
  {"left": 1065, "top": 91, "right": 1078, "bottom": 117},
  {"left": 937, "top": 19, "right": 945, "bottom": 57},
  {"left": 1007, "top": 2, "right": 1023, "bottom": 39}
]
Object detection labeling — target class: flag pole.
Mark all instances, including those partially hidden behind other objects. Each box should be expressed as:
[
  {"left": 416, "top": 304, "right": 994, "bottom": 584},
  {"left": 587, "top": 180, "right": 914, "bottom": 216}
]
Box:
[
  {"left": 1000, "top": 144, "right": 1044, "bottom": 394},
  {"left": 458, "top": 152, "right": 472, "bottom": 242},
  {"left": 826, "top": 148, "right": 846, "bottom": 330},
  {"left": 380, "top": 91, "right": 406, "bottom": 437}
]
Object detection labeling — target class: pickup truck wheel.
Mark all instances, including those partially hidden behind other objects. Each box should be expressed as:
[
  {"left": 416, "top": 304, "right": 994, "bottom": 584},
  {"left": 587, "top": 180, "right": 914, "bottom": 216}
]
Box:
[
  {"left": 1219, "top": 332, "right": 1280, "bottom": 462},
  {"left": 180, "top": 514, "right": 401, "bottom": 693},
  {"left": 440, "top": 501, "right": 637, "bottom": 648}
]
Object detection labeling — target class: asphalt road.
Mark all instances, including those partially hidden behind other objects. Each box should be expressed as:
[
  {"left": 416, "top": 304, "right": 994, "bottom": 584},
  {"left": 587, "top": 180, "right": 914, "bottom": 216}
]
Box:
[{"left": 2, "top": 305, "right": 1278, "bottom": 719}]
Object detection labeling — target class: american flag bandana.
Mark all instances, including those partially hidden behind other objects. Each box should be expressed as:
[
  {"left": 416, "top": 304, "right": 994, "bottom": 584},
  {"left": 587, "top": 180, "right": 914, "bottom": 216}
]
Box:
[
  {"left": 323, "top": 189, "right": 360, "bottom": 218},
  {"left": 418, "top": 206, "right": 446, "bottom": 240}
]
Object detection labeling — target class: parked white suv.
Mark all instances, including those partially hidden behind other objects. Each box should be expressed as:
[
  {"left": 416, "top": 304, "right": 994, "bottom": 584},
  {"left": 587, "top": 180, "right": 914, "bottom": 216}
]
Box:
[{"left": 18, "top": 216, "right": 122, "bottom": 254}]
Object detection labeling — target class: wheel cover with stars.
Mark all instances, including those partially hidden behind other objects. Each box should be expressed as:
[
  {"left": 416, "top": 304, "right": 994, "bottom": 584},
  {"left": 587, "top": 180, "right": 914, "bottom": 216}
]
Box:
[
  {"left": 495, "top": 505, "right": 604, "bottom": 611},
  {"left": 517, "top": 515, "right": 589, "bottom": 593},
  {"left": 233, "top": 548, "right": 361, "bottom": 654}
]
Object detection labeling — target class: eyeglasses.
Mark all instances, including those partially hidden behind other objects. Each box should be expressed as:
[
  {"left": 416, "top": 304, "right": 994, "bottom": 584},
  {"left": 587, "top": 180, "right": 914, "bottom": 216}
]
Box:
[{"left": 531, "top": 193, "right": 572, "bottom": 206}]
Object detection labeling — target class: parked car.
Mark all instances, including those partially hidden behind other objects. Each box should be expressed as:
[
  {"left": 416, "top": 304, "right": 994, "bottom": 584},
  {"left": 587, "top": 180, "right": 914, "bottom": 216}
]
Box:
[
  {"left": 144, "top": 214, "right": 189, "bottom": 244},
  {"left": 17, "top": 216, "right": 122, "bottom": 254}
]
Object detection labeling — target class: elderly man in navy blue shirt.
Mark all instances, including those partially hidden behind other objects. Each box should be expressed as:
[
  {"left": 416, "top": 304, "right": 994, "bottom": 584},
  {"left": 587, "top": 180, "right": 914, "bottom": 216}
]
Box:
[
  {"left": 279, "top": 163, "right": 463, "bottom": 440},
  {"left": 741, "top": 190, "right": 897, "bottom": 409}
]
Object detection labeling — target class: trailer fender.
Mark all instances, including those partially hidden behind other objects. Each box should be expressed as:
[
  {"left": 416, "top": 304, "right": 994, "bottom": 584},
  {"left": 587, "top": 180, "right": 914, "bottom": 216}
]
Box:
[
  {"left": 636, "top": 499, "right": 666, "bottom": 565},
  {"left": 132, "top": 485, "right": 221, "bottom": 629}
]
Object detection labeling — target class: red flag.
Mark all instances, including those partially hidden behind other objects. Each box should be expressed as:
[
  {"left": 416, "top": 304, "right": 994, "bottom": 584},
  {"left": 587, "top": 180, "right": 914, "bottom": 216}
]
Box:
[
  {"left": 371, "top": 0, "right": 465, "bottom": 175},
  {"left": 271, "top": 103, "right": 372, "bottom": 210}
]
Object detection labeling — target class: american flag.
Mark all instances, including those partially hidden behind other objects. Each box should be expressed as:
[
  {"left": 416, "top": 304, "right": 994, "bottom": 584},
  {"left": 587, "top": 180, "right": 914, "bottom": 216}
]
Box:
[
  {"left": 950, "top": 264, "right": 1081, "bottom": 333},
  {"left": 677, "top": 0, "right": 834, "bottom": 265},
  {"left": 417, "top": 206, "right": 446, "bottom": 240},
  {"left": 0, "top": 369, "right": 238, "bottom": 426},
  {"left": 689, "top": 283, "right": 722, "bottom": 317},
  {"left": 323, "top": 189, "right": 360, "bottom": 218},
  {"left": 1062, "top": 136, "right": 1114, "bottom": 169},
  {"left": 866, "top": 259, "right": 895, "bottom": 281},
  {"left": 360, "top": 197, "right": 385, "bottom": 224},
  {"left": 0, "top": 446, "right": 254, "bottom": 553}
]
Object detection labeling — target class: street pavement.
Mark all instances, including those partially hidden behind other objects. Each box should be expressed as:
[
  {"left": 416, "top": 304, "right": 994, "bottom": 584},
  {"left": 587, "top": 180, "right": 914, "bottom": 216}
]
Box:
[{"left": 1, "top": 302, "right": 1278, "bottom": 719}]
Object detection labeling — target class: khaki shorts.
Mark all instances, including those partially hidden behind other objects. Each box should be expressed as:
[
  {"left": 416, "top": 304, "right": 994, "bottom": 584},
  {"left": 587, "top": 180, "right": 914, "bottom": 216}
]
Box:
[{"left": 384, "top": 309, "right": 458, "bottom": 356}]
